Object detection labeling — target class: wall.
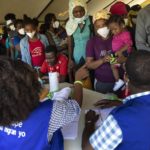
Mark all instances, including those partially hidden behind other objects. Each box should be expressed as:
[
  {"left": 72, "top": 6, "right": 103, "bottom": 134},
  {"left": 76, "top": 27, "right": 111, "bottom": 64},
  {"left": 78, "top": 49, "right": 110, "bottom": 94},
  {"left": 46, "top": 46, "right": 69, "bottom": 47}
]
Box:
[{"left": 141, "top": 0, "right": 150, "bottom": 7}]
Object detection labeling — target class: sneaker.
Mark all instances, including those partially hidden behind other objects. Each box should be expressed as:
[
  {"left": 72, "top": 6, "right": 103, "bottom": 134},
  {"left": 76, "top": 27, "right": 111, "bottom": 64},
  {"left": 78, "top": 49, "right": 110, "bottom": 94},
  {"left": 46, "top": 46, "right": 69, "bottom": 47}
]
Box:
[{"left": 113, "top": 79, "right": 125, "bottom": 91}]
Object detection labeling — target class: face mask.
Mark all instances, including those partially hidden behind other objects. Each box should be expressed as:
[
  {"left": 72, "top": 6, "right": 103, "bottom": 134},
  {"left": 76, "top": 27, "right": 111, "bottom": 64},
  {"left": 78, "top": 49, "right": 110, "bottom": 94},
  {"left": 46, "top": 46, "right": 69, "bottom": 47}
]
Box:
[
  {"left": 124, "top": 18, "right": 128, "bottom": 25},
  {"left": 26, "top": 31, "right": 36, "bottom": 39},
  {"left": 97, "top": 27, "right": 110, "bottom": 38},
  {"left": 74, "top": 16, "right": 86, "bottom": 24},
  {"left": 9, "top": 25, "right": 15, "bottom": 31},
  {"left": 53, "top": 21, "right": 60, "bottom": 28},
  {"left": 6, "top": 20, "right": 13, "bottom": 26},
  {"left": 18, "top": 28, "right": 25, "bottom": 35}
]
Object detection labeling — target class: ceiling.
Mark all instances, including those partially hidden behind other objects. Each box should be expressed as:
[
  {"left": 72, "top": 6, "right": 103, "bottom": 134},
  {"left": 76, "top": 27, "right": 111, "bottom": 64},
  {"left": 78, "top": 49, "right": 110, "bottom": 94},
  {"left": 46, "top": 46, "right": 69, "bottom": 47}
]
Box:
[
  {"left": 37, "top": 0, "right": 147, "bottom": 21},
  {"left": 38, "top": 0, "right": 119, "bottom": 21},
  {"left": 0, "top": 0, "right": 147, "bottom": 24},
  {"left": 0, "top": 0, "right": 51, "bottom": 23}
]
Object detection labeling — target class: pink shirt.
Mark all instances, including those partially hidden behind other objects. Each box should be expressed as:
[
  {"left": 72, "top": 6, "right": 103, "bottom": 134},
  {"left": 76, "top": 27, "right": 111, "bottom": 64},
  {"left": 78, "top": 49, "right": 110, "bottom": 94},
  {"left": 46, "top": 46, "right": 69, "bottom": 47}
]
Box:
[{"left": 112, "top": 31, "right": 133, "bottom": 53}]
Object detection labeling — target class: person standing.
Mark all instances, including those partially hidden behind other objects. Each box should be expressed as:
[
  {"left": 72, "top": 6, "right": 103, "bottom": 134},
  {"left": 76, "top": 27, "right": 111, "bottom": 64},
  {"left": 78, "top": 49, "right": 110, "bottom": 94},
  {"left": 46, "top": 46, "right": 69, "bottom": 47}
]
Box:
[
  {"left": 13, "top": 19, "right": 26, "bottom": 59},
  {"left": 4, "top": 13, "right": 17, "bottom": 59},
  {"left": 86, "top": 10, "right": 115, "bottom": 93},
  {"left": 82, "top": 50, "right": 150, "bottom": 150},
  {"left": 20, "top": 18, "right": 49, "bottom": 67},
  {"left": 66, "top": 0, "right": 94, "bottom": 82},
  {"left": 44, "top": 13, "right": 67, "bottom": 52},
  {"left": 136, "top": 4, "right": 150, "bottom": 51}
]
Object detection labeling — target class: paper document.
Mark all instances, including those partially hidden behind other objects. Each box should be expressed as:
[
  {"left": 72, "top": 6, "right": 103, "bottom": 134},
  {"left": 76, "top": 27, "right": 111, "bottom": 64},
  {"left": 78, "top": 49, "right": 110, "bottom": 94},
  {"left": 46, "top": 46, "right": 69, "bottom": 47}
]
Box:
[
  {"left": 61, "top": 116, "right": 80, "bottom": 140},
  {"left": 85, "top": 107, "right": 115, "bottom": 127}
]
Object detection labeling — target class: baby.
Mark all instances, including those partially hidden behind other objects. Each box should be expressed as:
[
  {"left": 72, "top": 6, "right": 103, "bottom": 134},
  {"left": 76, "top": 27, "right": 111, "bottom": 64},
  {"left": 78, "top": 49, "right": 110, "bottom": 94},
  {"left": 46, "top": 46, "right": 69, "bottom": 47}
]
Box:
[{"left": 108, "top": 15, "right": 133, "bottom": 91}]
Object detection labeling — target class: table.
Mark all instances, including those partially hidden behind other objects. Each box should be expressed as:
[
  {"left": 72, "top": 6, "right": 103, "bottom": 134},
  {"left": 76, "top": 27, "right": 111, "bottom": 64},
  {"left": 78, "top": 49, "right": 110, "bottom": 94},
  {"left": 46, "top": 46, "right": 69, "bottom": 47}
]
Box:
[{"left": 45, "top": 83, "right": 109, "bottom": 150}]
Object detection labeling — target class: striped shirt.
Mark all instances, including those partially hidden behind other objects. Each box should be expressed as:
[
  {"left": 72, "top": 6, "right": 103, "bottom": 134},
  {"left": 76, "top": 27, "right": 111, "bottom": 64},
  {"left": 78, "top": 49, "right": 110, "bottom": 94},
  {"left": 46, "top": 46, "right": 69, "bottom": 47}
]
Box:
[
  {"left": 48, "top": 99, "right": 80, "bottom": 141},
  {"left": 90, "top": 91, "right": 150, "bottom": 150}
]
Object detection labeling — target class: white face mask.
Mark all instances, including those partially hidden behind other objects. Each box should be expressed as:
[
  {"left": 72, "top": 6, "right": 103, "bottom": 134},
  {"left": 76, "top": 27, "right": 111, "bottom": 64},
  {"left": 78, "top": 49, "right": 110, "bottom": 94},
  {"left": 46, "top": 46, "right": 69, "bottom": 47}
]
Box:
[
  {"left": 18, "top": 28, "right": 25, "bottom": 35},
  {"left": 26, "top": 31, "right": 36, "bottom": 39},
  {"left": 74, "top": 16, "right": 86, "bottom": 24},
  {"left": 97, "top": 27, "right": 110, "bottom": 38},
  {"left": 53, "top": 21, "right": 60, "bottom": 28},
  {"left": 6, "top": 20, "right": 13, "bottom": 26},
  {"left": 124, "top": 18, "right": 128, "bottom": 25},
  {"left": 9, "top": 25, "right": 15, "bottom": 31}
]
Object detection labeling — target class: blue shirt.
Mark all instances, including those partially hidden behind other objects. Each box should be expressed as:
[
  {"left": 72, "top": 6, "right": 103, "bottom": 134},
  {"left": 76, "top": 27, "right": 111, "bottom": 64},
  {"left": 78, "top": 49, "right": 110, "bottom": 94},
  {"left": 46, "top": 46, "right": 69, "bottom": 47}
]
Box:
[
  {"left": 73, "top": 17, "right": 92, "bottom": 64},
  {"left": 90, "top": 91, "right": 150, "bottom": 150},
  {"left": 13, "top": 36, "right": 21, "bottom": 46},
  {"left": 0, "top": 100, "right": 63, "bottom": 150}
]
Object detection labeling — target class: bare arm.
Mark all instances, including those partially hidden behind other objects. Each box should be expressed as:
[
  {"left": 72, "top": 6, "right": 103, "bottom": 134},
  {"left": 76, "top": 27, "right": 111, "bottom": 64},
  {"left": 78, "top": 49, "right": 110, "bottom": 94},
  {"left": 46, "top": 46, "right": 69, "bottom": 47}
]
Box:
[
  {"left": 86, "top": 57, "right": 106, "bottom": 70},
  {"left": 82, "top": 124, "right": 94, "bottom": 150},
  {"left": 82, "top": 110, "right": 99, "bottom": 150},
  {"left": 74, "top": 82, "right": 83, "bottom": 107},
  {"left": 118, "top": 44, "right": 128, "bottom": 53},
  {"left": 68, "top": 36, "right": 75, "bottom": 70},
  {"left": 74, "top": 66, "right": 89, "bottom": 107},
  {"left": 115, "top": 45, "right": 129, "bottom": 63},
  {"left": 68, "top": 36, "right": 73, "bottom": 60}
]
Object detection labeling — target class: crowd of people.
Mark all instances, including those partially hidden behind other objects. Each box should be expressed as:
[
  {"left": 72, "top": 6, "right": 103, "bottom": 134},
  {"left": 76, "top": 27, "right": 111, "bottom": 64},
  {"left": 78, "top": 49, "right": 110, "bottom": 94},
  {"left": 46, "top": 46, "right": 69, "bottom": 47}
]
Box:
[
  {"left": 0, "top": 0, "right": 150, "bottom": 149},
  {"left": 0, "top": 1, "right": 146, "bottom": 96}
]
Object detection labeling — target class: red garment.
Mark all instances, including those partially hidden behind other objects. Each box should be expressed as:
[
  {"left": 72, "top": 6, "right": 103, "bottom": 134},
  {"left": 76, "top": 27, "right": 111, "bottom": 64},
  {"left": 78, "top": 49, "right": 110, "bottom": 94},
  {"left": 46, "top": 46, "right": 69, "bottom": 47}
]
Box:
[
  {"left": 0, "top": 38, "right": 6, "bottom": 46},
  {"left": 118, "top": 88, "right": 131, "bottom": 99},
  {"left": 40, "top": 54, "right": 68, "bottom": 76},
  {"left": 110, "top": 1, "right": 128, "bottom": 16},
  {"left": 29, "top": 39, "right": 45, "bottom": 67}
]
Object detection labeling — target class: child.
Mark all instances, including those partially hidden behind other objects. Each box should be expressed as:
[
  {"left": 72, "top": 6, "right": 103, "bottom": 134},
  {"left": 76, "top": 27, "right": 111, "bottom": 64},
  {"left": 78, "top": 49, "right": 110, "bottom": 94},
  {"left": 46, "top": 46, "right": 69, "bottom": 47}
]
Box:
[
  {"left": 108, "top": 15, "right": 133, "bottom": 91},
  {"left": 40, "top": 45, "right": 68, "bottom": 83},
  {"left": 20, "top": 18, "right": 49, "bottom": 67}
]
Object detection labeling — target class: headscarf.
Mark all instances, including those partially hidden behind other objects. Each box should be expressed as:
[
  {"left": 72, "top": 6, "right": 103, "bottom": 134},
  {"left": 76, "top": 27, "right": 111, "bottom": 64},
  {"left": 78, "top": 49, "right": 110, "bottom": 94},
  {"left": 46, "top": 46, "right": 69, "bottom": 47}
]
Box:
[
  {"left": 110, "top": 1, "right": 128, "bottom": 16},
  {"left": 66, "top": 0, "right": 88, "bottom": 36},
  {"left": 93, "top": 10, "right": 110, "bottom": 23}
]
